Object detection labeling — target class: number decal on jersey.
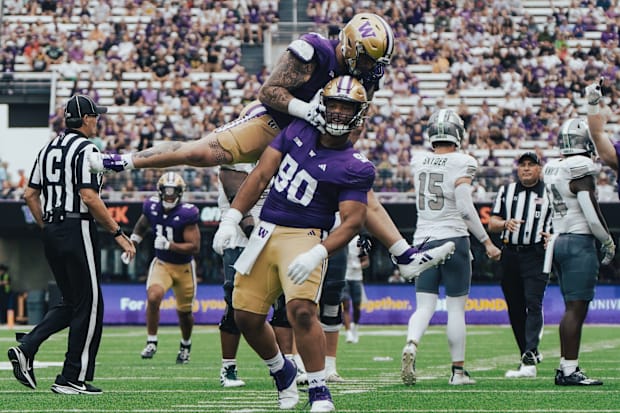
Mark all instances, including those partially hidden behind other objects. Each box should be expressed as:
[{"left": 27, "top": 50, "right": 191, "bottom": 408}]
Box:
[
  {"left": 549, "top": 184, "right": 568, "bottom": 217},
  {"left": 45, "top": 148, "right": 63, "bottom": 183},
  {"left": 155, "top": 224, "right": 174, "bottom": 240},
  {"left": 274, "top": 154, "right": 318, "bottom": 206},
  {"left": 417, "top": 172, "right": 444, "bottom": 211}
]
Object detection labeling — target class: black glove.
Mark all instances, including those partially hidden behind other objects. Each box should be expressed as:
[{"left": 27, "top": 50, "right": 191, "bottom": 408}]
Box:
[{"left": 357, "top": 233, "right": 373, "bottom": 257}]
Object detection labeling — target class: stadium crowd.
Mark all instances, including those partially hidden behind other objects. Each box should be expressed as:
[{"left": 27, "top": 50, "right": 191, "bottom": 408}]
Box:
[{"left": 0, "top": 0, "right": 619, "bottom": 199}]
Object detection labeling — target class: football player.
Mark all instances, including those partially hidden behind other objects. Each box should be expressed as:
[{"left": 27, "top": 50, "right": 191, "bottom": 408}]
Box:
[
  {"left": 127, "top": 172, "right": 201, "bottom": 364},
  {"left": 212, "top": 76, "right": 372, "bottom": 412},
  {"left": 543, "top": 118, "right": 614, "bottom": 386},
  {"left": 88, "top": 13, "right": 453, "bottom": 281},
  {"left": 401, "top": 109, "right": 502, "bottom": 386}
]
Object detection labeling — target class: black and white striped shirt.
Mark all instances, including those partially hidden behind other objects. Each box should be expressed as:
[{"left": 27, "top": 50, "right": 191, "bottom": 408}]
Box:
[
  {"left": 27, "top": 131, "right": 101, "bottom": 215},
  {"left": 492, "top": 180, "right": 552, "bottom": 245}
]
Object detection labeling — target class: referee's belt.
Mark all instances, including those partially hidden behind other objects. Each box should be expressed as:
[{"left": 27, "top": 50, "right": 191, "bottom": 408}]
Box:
[
  {"left": 43, "top": 209, "right": 92, "bottom": 223},
  {"left": 504, "top": 243, "right": 543, "bottom": 252}
]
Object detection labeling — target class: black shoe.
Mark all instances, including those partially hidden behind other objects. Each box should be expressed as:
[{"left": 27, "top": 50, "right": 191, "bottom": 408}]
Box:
[
  {"left": 51, "top": 375, "right": 102, "bottom": 395},
  {"left": 176, "top": 343, "right": 191, "bottom": 364},
  {"left": 555, "top": 367, "right": 603, "bottom": 386},
  {"left": 7, "top": 347, "right": 36, "bottom": 389}
]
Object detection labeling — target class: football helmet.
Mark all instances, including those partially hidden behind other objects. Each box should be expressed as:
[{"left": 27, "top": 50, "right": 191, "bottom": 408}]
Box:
[
  {"left": 559, "top": 118, "right": 595, "bottom": 156},
  {"left": 427, "top": 109, "right": 466, "bottom": 148},
  {"left": 158, "top": 172, "right": 186, "bottom": 210},
  {"left": 340, "top": 13, "right": 394, "bottom": 76},
  {"left": 321, "top": 75, "right": 368, "bottom": 136}
]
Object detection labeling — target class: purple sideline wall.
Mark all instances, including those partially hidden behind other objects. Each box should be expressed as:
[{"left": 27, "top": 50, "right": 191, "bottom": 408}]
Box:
[{"left": 103, "top": 284, "right": 620, "bottom": 325}]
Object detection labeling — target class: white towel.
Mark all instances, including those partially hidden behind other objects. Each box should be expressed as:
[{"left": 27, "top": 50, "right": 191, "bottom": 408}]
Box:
[{"left": 234, "top": 221, "right": 276, "bottom": 275}]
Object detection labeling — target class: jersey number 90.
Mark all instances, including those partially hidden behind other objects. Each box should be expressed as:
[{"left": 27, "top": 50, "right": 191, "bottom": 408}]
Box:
[{"left": 274, "top": 154, "right": 318, "bottom": 207}]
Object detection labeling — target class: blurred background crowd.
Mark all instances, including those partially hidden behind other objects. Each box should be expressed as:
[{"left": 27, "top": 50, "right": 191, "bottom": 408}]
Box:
[{"left": 0, "top": 0, "right": 619, "bottom": 202}]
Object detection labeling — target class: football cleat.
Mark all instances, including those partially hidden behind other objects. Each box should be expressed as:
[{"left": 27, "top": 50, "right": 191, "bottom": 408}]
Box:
[
  {"left": 555, "top": 367, "right": 603, "bottom": 386},
  {"left": 346, "top": 329, "right": 355, "bottom": 343},
  {"left": 51, "top": 374, "right": 102, "bottom": 395},
  {"left": 176, "top": 344, "right": 191, "bottom": 364},
  {"left": 220, "top": 365, "right": 246, "bottom": 387},
  {"left": 141, "top": 342, "right": 157, "bottom": 359},
  {"left": 270, "top": 358, "right": 299, "bottom": 409},
  {"left": 401, "top": 342, "right": 417, "bottom": 386},
  {"left": 8, "top": 347, "right": 36, "bottom": 389},
  {"left": 449, "top": 366, "right": 476, "bottom": 385},
  {"left": 505, "top": 364, "right": 536, "bottom": 378},
  {"left": 326, "top": 372, "right": 345, "bottom": 383},
  {"left": 395, "top": 241, "right": 456, "bottom": 281},
  {"left": 309, "top": 385, "right": 335, "bottom": 412}
]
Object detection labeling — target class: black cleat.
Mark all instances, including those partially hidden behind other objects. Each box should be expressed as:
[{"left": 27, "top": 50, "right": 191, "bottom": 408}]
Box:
[
  {"left": 7, "top": 347, "right": 36, "bottom": 389},
  {"left": 555, "top": 367, "right": 603, "bottom": 386},
  {"left": 51, "top": 375, "right": 102, "bottom": 395}
]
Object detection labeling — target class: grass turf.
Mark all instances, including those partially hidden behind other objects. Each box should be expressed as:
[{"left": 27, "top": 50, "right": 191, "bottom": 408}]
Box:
[{"left": 0, "top": 324, "right": 618, "bottom": 412}]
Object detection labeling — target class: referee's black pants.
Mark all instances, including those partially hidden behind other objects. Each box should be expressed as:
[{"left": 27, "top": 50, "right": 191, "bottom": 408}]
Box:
[
  {"left": 500, "top": 244, "right": 548, "bottom": 356},
  {"left": 21, "top": 218, "right": 103, "bottom": 383}
]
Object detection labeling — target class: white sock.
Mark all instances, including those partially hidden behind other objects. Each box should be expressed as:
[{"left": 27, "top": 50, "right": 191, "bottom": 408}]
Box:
[
  {"left": 325, "top": 356, "right": 336, "bottom": 374},
  {"left": 389, "top": 239, "right": 410, "bottom": 256},
  {"left": 307, "top": 370, "right": 326, "bottom": 389},
  {"left": 265, "top": 353, "right": 285, "bottom": 374},
  {"left": 562, "top": 359, "right": 578, "bottom": 376},
  {"left": 147, "top": 335, "right": 158, "bottom": 343},
  {"left": 293, "top": 353, "right": 306, "bottom": 372},
  {"left": 181, "top": 339, "right": 191, "bottom": 347},
  {"left": 407, "top": 292, "right": 437, "bottom": 342},
  {"left": 446, "top": 295, "right": 467, "bottom": 362},
  {"left": 222, "top": 358, "right": 236, "bottom": 368}
]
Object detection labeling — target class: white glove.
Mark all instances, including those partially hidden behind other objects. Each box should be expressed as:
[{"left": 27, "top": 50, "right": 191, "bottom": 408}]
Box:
[
  {"left": 601, "top": 237, "right": 615, "bottom": 265},
  {"left": 585, "top": 79, "right": 603, "bottom": 105},
  {"left": 287, "top": 90, "right": 326, "bottom": 133},
  {"left": 154, "top": 235, "right": 171, "bottom": 250},
  {"left": 213, "top": 208, "right": 243, "bottom": 255},
  {"left": 121, "top": 252, "right": 132, "bottom": 264},
  {"left": 287, "top": 244, "right": 328, "bottom": 285}
]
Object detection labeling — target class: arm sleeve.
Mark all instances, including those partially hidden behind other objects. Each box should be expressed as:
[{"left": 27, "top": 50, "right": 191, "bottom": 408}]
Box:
[
  {"left": 454, "top": 183, "right": 489, "bottom": 243},
  {"left": 576, "top": 190, "right": 612, "bottom": 243}
]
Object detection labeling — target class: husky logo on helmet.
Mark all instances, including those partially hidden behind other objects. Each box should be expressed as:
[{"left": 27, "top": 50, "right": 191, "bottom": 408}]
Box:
[
  {"left": 427, "top": 109, "right": 465, "bottom": 148},
  {"left": 158, "top": 172, "right": 186, "bottom": 210},
  {"left": 340, "top": 13, "right": 394, "bottom": 76},
  {"left": 559, "top": 118, "right": 595, "bottom": 156},
  {"left": 321, "top": 75, "right": 368, "bottom": 136}
]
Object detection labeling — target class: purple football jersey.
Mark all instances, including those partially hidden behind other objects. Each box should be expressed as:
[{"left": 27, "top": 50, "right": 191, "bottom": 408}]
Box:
[
  {"left": 260, "top": 119, "right": 376, "bottom": 230},
  {"left": 266, "top": 33, "right": 344, "bottom": 129},
  {"left": 143, "top": 197, "right": 200, "bottom": 264}
]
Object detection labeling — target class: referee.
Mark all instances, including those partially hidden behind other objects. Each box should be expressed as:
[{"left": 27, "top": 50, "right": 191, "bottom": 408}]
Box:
[
  {"left": 8, "top": 94, "right": 135, "bottom": 394},
  {"left": 489, "top": 151, "right": 552, "bottom": 378}
]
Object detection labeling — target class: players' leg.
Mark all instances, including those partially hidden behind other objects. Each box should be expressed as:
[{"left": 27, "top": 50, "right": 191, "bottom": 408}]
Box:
[
  {"left": 141, "top": 258, "right": 174, "bottom": 358},
  {"left": 320, "top": 249, "right": 347, "bottom": 380},
  {"left": 500, "top": 248, "right": 527, "bottom": 355},
  {"left": 220, "top": 247, "right": 245, "bottom": 386},
  {"left": 171, "top": 260, "right": 196, "bottom": 363}
]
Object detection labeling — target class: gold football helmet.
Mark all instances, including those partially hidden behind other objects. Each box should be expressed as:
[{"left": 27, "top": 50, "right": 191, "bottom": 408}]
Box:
[
  {"left": 340, "top": 13, "right": 394, "bottom": 76},
  {"left": 321, "top": 75, "right": 368, "bottom": 136},
  {"left": 158, "top": 172, "right": 186, "bottom": 210}
]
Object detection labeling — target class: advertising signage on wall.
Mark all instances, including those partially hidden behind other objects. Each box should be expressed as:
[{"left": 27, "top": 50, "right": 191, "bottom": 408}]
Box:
[
  {"left": 103, "top": 284, "right": 620, "bottom": 325},
  {"left": 2, "top": 200, "right": 620, "bottom": 231}
]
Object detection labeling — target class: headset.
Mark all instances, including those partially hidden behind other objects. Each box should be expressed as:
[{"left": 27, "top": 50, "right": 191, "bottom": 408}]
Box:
[{"left": 65, "top": 95, "right": 83, "bottom": 129}]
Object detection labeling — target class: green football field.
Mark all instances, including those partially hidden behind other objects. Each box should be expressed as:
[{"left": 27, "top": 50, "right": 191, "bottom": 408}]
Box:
[{"left": 0, "top": 324, "right": 618, "bottom": 412}]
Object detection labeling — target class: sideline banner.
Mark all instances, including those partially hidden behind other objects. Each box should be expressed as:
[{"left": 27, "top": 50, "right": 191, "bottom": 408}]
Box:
[{"left": 103, "top": 284, "right": 620, "bottom": 325}]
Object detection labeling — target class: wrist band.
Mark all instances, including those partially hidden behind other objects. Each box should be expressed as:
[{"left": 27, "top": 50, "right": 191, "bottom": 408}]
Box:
[{"left": 113, "top": 226, "right": 124, "bottom": 237}]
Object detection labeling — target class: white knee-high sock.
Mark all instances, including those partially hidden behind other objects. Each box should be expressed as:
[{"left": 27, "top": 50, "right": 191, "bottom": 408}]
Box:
[
  {"left": 407, "top": 292, "right": 438, "bottom": 343},
  {"left": 446, "top": 295, "right": 467, "bottom": 362}
]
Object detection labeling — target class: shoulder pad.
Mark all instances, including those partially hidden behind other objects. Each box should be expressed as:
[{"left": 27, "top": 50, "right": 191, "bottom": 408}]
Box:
[
  {"left": 287, "top": 39, "right": 315, "bottom": 63},
  {"left": 565, "top": 156, "right": 598, "bottom": 180}
]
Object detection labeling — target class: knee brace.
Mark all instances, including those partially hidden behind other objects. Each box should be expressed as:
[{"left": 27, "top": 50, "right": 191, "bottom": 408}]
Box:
[
  {"left": 219, "top": 304, "right": 240, "bottom": 335},
  {"left": 320, "top": 303, "right": 342, "bottom": 332}
]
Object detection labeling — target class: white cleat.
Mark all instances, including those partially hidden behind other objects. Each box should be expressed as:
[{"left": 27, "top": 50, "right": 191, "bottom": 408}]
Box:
[
  {"left": 220, "top": 365, "right": 246, "bottom": 387},
  {"left": 271, "top": 359, "right": 299, "bottom": 410},
  {"left": 398, "top": 241, "right": 456, "bottom": 281},
  {"left": 449, "top": 367, "right": 476, "bottom": 385},
  {"left": 346, "top": 329, "right": 355, "bottom": 343},
  {"left": 311, "top": 400, "right": 335, "bottom": 412},
  {"left": 326, "top": 372, "right": 345, "bottom": 383},
  {"left": 401, "top": 342, "right": 417, "bottom": 386},
  {"left": 505, "top": 364, "right": 537, "bottom": 378}
]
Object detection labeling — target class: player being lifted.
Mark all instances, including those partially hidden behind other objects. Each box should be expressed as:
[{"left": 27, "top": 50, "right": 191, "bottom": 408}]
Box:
[{"left": 88, "top": 13, "right": 454, "bottom": 279}]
